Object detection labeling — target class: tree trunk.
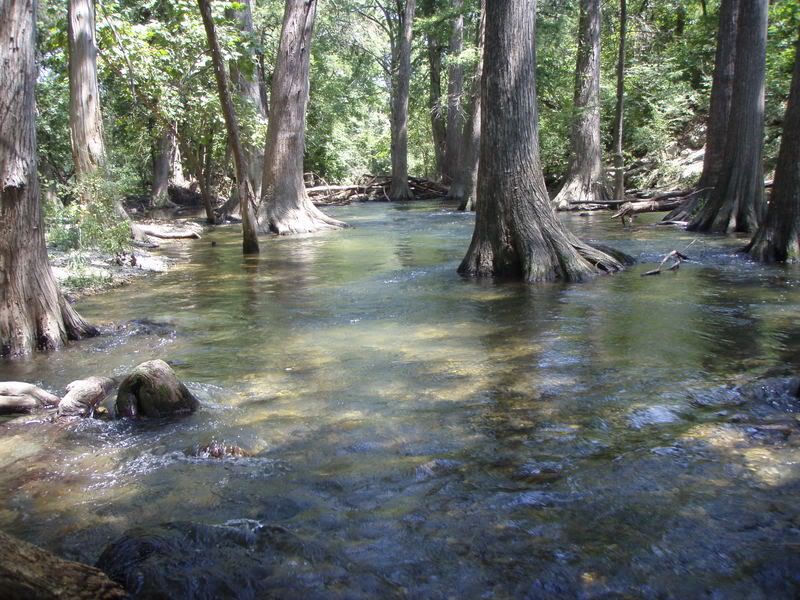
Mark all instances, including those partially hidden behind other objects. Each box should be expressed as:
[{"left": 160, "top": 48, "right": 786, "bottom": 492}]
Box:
[
  {"left": 443, "top": 0, "right": 464, "bottom": 183},
  {"left": 665, "top": 0, "right": 739, "bottom": 221},
  {"left": 454, "top": 0, "right": 486, "bottom": 211},
  {"left": 68, "top": 0, "right": 105, "bottom": 176},
  {"left": 389, "top": 0, "right": 416, "bottom": 201},
  {"left": 688, "top": 0, "right": 767, "bottom": 234},
  {"left": 227, "top": 0, "right": 268, "bottom": 203},
  {"left": 199, "top": 0, "right": 260, "bottom": 254},
  {"left": 744, "top": 32, "right": 800, "bottom": 262},
  {"left": 611, "top": 0, "right": 626, "bottom": 202},
  {"left": 458, "top": 0, "right": 625, "bottom": 282},
  {"left": 170, "top": 125, "right": 187, "bottom": 187},
  {"left": 259, "top": 0, "right": 346, "bottom": 233},
  {"left": 426, "top": 35, "right": 446, "bottom": 180},
  {"left": 1, "top": 0, "right": 96, "bottom": 358},
  {"left": 68, "top": 0, "right": 142, "bottom": 238},
  {"left": 151, "top": 125, "right": 174, "bottom": 207},
  {"left": 553, "top": 0, "right": 607, "bottom": 210},
  {"left": 197, "top": 132, "right": 217, "bottom": 224}
]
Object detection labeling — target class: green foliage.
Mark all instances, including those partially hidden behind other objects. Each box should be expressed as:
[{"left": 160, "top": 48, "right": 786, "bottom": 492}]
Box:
[{"left": 45, "top": 173, "right": 133, "bottom": 254}]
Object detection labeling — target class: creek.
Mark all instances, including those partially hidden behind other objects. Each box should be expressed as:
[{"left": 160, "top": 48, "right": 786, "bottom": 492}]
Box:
[{"left": 1, "top": 202, "right": 799, "bottom": 598}]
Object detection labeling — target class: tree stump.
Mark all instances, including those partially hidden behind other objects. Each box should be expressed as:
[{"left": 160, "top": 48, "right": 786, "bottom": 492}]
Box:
[
  {"left": 0, "top": 531, "right": 126, "bottom": 600},
  {"left": 58, "top": 376, "right": 116, "bottom": 417},
  {"left": 115, "top": 360, "right": 198, "bottom": 418},
  {"left": 0, "top": 382, "right": 60, "bottom": 415}
]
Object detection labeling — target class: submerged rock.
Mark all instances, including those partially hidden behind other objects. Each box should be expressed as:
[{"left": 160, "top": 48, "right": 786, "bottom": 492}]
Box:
[
  {"left": 95, "top": 520, "right": 354, "bottom": 599},
  {"left": 190, "top": 441, "right": 252, "bottom": 459},
  {"left": 0, "top": 530, "right": 126, "bottom": 599},
  {"left": 627, "top": 405, "right": 683, "bottom": 429},
  {"left": 115, "top": 360, "right": 198, "bottom": 419},
  {"left": 58, "top": 376, "right": 116, "bottom": 417}
]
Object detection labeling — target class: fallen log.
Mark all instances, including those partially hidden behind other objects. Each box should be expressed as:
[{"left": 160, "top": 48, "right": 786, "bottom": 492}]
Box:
[
  {"left": 137, "top": 224, "right": 202, "bottom": 240},
  {"left": 0, "top": 531, "right": 127, "bottom": 599},
  {"left": 613, "top": 187, "right": 713, "bottom": 224},
  {"left": 611, "top": 197, "right": 684, "bottom": 220},
  {"left": 0, "top": 382, "right": 60, "bottom": 415}
]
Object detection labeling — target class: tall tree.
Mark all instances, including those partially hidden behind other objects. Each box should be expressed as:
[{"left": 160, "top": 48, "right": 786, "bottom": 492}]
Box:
[
  {"left": 1, "top": 0, "right": 95, "bottom": 357},
  {"left": 665, "top": 0, "right": 739, "bottom": 221},
  {"left": 68, "top": 0, "right": 140, "bottom": 234},
  {"left": 688, "top": 0, "right": 767, "bottom": 233},
  {"left": 458, "top": 0, "right": 625, "bottom": 282},
  {"left": 745, "top": 31, "right": 800, "bottom": 262},
  {"left": 611, "top": 0, "right": 626, "bottom": 202},
  {"left": 198, "top": 0, "right": 260, "bottom": 254},
  {"left": 259, "top": 0, "right": 346, "bottom": 233},
  {"left": 150, "top": 125, "right": 176, "bottom": 208},
  {"left": 228, "top": 0, "right": 268, "bottom": 201},
  {"left": 68, "top": 0, "right": 105, "bottom": 178},
  {"left": 452, "top": 0, "right": 485, "bottom": 211},
  {"left": 552, "top": 0, "right": 607, "bottom": 211},
  {"left": 388, "top": 0, "right": 417, "bottom": 200},
  {"left": 443, "top": 0, "right": 464, "bottom": 182},
  {"left": 420, "top": 0, "right": 446, "bottom": 179}
]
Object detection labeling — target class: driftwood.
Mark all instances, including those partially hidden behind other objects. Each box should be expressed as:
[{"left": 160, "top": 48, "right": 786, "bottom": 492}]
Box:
[
  {"left": 58, "top": 376, "right": 116, "bottom": 417},
  {"left": 137, "top": 224, "right": 202, "bottom": 240},
  {"left": 642, "top": 240, "right": 697, "bottom": 276},
  {"left": 0, "top": 382, "right": 60, "bottom": 415},
  {"left": 0, "top": 531, "right": 127, "bottom": 600},
  {"left": 613, "top": 188, "right": 713, "bottom": 224}
]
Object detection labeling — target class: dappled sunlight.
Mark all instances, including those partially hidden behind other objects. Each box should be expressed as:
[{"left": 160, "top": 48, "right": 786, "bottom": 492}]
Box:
[{"left": 1, "top": 203, "right": 799, "bottom": 596}]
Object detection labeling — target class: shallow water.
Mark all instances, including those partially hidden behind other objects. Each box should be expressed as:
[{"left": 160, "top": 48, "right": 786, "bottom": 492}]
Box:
[{"left": 1, "top": 202, "right": 800, "bottom": 598}]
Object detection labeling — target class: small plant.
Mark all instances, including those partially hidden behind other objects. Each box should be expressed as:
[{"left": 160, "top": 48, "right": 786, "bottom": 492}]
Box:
[{"left": 44, "top": 171, "right": 132, "bottom": 254}]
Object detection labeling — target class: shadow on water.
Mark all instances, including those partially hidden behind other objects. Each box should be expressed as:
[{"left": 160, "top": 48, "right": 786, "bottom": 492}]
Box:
[{"left": 1, "top": 203, "right": 799, "bottom": 598}]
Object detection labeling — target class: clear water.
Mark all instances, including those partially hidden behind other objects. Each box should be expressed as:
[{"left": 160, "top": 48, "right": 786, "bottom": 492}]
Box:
[{"left": 1, "top": 202, "right": 799, "bottom": 598}]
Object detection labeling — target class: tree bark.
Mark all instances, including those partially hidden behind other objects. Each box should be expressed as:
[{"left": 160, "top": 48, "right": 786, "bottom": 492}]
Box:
[
  {"left": 443, "top": 0, "right": 464, "bottom": 183},
  {"left": 553, "top": 0, "right": 607, "bottom": 210},
  {"left": 1, "top": 0, "right": 96, "bottom": 358},
  {"left": 68, "top": 0, "right": 142, "bottom": 238},
  {"left": 227, "top": 0, "right": 268, "bottom": 202},
  {"left": 745, "top": 32, "right": 800, "bottom": 262},
  {"left": 688, "top": 0, "right": 767, "bottom": 234},
  {"left": 170, "top": 125, "right": 187, "bottom": 187},
  {"left": 389, "top": 0, "right": 416, "bottom": 201},
  {"left": 68, "top": 0, "right": 105, "bottom": 176},
  {"left": 150, "top": 125, "right": 175, "bottom": 207},
  {"left": 259, "top": 0, "right": 345, "bottom": 233},
  {"left": 665, "top": 0, "right": 739, "bottom": 221},
  {"left": 454, "top": 0, "right": 485, "bottom": 211},
  {"left": 612, "top": 0, "right": 627, "bottom": 202},
  {"left": 458, "top": 0, "right": 626, "bottom": 282},
  {"left": 199, "top": 0, "right": 260, "bottom": 254}
]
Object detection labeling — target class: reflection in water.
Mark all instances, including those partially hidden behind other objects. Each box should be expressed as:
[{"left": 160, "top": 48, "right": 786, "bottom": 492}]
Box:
[{"left": 1, "top": 203, "right": 799, "bottom": 597}]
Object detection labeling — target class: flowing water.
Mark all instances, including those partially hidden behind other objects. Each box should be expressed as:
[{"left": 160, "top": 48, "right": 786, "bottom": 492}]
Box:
[{"left": 1, "top": 202, "right": 799, "bottom": 598}]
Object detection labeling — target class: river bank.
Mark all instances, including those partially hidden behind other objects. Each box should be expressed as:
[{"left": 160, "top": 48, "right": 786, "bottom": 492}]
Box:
[{"left": 49, "top": 218, "right": 206, "bottom": 301}]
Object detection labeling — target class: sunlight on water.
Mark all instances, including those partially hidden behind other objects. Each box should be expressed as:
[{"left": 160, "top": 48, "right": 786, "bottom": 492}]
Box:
[{"left": 1, "top": 202, "right": 799, "bottom": 597}]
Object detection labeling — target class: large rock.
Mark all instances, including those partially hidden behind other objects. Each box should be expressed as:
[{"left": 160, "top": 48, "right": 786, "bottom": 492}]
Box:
[
  {"left": 58, "top": 376, "right": 116, "bottom": 417},
  {"left": 115, "top": 360, "right": 198, "bottom": 419},
  {"left": 0, "top": 382, "right": 60, "bottom": 415},
  {"left": 0, "top": 531, "right": 126, "bottom": 600}
]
